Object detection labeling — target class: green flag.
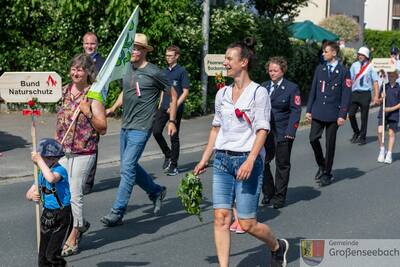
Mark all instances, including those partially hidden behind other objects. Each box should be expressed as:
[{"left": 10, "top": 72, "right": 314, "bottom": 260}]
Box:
[{"left": 87, "top": 6, "right": 139, "bottom": 103}]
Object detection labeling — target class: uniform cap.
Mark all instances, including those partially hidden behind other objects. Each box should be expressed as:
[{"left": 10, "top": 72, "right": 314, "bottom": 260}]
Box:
[
  {"left": 357, "top": 47, "right": 370, "bottom": 58},
  {"left": 37, "top": 138, "right": 65, "bottom": 158},
  {"left": 391, "top": 47, "right": 399, "bottom": 55}
]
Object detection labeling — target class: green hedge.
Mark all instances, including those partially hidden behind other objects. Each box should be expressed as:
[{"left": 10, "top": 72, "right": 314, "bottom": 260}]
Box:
[
  {"left": 364, "top": 29, "right": 400, "bottom": 57},
  {"left": 1, "top": 2, "right": 320, "bottom": 116}
]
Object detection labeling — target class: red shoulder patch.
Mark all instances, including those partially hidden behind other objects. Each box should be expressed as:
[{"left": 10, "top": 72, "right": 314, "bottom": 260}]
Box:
[
  {"left": 294, "top": 95, "right": 301, "bottom": 106},
  {"left": 294, "top": 123, "right": 299, "bottom": 129},
  {"left": 345, "top": 79, "right": 352, "bottom": 88}
]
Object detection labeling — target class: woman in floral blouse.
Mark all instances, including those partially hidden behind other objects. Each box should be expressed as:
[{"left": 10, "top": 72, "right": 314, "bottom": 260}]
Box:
[{"left": 56, "top": 54, "right": 106, "bottom": 256}]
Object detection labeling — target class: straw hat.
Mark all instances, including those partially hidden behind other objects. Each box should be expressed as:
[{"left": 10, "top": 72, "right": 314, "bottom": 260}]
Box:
[{"left": 134, "top": 33, "right": 154, "bottom": 52}]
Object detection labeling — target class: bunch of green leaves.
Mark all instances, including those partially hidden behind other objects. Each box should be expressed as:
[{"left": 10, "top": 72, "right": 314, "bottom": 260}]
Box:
[{"left": 177, "top": 172, "right": 203, "bottom": 221}]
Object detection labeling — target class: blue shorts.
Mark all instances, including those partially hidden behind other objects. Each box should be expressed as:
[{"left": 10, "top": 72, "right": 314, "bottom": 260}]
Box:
[{"left": 212, "top": 150, "right": 263, "bottom": 219}]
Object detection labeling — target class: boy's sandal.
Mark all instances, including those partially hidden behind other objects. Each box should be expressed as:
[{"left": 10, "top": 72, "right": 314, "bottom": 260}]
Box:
[{"left": 61, "top": 242, "right": 78, "bottom": 257}]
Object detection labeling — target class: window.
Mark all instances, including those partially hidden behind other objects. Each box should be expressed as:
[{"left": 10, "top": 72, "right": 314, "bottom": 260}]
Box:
[
  {"left": 393, "top": 18, "right": 400, "bottom": 30},
  {"left": 393, "top": 0, "right": 400, "bottom": 17}
]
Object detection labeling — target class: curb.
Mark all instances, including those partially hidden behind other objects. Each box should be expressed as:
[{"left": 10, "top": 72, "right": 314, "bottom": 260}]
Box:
[{"left": 0, "top": 142, "right": 207, "bottom": 180}]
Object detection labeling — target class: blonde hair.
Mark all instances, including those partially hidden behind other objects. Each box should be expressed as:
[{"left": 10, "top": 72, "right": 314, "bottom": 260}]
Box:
[{"left": 265, "top": 56, "right": 288, "bottom": 74}]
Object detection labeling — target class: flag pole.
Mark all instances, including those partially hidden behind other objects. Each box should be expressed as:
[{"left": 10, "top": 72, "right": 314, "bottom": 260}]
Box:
[
  {"left": 60, "top": 107, "right": 80, "bottom": 145},
  {"left": 31, "top": 114, "right": 41, "bottom": 251}
]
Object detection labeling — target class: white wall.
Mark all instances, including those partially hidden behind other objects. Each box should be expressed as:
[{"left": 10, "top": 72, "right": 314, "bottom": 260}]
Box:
[
  {"left": 364, "top": 0, "right": 391, "bottom": 30},
  {"left": 295, "top": 0, "right": 328, "bottom": 24}
]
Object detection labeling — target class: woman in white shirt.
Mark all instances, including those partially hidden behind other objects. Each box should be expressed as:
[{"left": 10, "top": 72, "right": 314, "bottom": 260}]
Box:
[{"left": 194, "top": 38, "right": 289, "bottom": 267}]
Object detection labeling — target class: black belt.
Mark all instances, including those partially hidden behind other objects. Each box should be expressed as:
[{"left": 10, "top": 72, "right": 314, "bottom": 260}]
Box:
[
  {"left": 216, "top": 150, "right": 249, "bottom": 156},
  {"left": 353, "top": 90, "right": 371, "bottom": 93}
]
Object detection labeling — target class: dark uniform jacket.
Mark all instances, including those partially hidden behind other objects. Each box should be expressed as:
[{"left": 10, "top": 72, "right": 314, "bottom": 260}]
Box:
[
  {"left": 306, "top": 61, "right": 352, "bottom": 122},
  {"left": 92, "top": 53, "right": 105, "bottom": 72},
  {"left": 261, "top": 78, "right": 302, "bottom": 141}
]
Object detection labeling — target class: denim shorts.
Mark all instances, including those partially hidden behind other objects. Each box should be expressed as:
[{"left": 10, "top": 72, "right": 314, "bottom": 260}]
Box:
[{"left": 212, "top": 150, "right": 263, "bottom": 219}]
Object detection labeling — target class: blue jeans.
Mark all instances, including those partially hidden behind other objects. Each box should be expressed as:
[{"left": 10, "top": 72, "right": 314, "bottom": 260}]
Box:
[
  {"left": 111, "top": 129, "right": 163, "bottom": 215},
  {"left": 213, "top": 151, "right": 263, "bottom": 219}
]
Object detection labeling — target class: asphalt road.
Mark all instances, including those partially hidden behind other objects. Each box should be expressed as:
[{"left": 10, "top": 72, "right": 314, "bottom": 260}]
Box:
[{"left": 1, "top": 110, "right": 399, "bottom": 267}]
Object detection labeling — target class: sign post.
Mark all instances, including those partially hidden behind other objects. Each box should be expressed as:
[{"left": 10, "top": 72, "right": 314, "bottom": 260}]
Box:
[
  {"left": 0, "top": 72, "right": 62, "bottom": 251},
  {"left": 371, "top": 58, "right": 396, "bottom": 145},
  {"left": 204, "top": 54, "right": 226, "bottom": 77}
]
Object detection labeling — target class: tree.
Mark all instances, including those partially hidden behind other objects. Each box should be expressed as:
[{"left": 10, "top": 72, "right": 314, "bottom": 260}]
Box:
[
  {"left": 248, "top": 0, "right": 308, "bottom": 21},
  {"left": 319, "top": 15, "right": 360, "bottom": 42}
]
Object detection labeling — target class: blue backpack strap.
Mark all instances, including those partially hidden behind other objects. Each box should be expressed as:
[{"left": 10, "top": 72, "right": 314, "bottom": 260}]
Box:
[
  {"left": 222, "top": 83, "right": 233, "bottom": 98},
  {"left": 253, "top": 85, "right": 261, "bottom": 101}
]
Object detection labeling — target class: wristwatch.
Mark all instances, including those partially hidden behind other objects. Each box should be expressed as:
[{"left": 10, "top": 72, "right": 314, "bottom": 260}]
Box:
[{"left": 169, "top": 120, "right": 177, "bottom": 125}]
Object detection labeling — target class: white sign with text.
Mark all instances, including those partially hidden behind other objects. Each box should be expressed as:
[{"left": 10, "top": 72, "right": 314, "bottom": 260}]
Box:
[
  {"left": 204, "top": 54, "right": 227, "bottom": 76},
  {"left": 371, "top": 58, "right": 397, "bottom": 72},
  {"left": 0, "top": 72, "right": 62, "bottom": 103}
]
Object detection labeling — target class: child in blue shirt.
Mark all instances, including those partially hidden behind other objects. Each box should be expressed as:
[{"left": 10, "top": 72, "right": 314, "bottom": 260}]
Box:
[
  {"left": 26, "top": 138, "right": 72, "bottom": 267},
  {"left": 377, "top": 71, "right": 400, "bottom": 164}
]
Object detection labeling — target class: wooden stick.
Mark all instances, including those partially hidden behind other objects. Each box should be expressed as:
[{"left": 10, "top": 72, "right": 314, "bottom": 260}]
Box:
[
  {"left": 31, "top": 115, "right": 41, "bottom": 251},
  {"left": 60, "top": 107, "right": 80, "bottom": 145},
  {"left": 382, "top": 81, "right": 386, "bottom": 145},
  {"left": 379, "top": 69, "right": 386, "bottom": 145}
]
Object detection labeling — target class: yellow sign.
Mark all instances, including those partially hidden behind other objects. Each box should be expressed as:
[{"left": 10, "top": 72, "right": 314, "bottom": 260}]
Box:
[
  {"left": 0, "top": 72, "right": 62, "bottom": 103},
  {"left": 204, "top": 54, "right": 227, "bottom": 76},
  {"left": 371, "top": 58, "right": 397, "bottom": 72}
]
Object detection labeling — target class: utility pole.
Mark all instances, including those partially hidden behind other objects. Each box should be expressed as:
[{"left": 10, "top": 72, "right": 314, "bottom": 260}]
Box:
[{"left": 201, "top": 0, "right": 210, "bottom": 114}]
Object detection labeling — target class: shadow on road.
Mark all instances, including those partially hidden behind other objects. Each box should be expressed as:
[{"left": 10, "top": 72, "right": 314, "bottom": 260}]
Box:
[
  {"left": 286, "top": 186, "right": 321, "bottom": 206},
  {"left": 205, "top": 236, "right": 304, "bottom": 266},
  {"left": 97, "top": 260, "right": 150, "bottom": 266},
  {"left": 0, "top": 131, "right": 28, "bottom": 152},
  {"left": 364, "top": 135, "right": 377, "bottom": 145},
  {"left": 80, "top": 197, "right": 213, "bottom": 253},
  {"left": 332, "top": 167, "right": 365, "bottom": 183}
]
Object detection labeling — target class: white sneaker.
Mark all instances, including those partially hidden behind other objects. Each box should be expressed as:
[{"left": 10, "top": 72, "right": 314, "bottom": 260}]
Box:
[
  {"left": 384, "top": 153, "right": 392, "bottom": 164},
  {"left": 377, "top": 151, "right": 385, "bottom": 163}
]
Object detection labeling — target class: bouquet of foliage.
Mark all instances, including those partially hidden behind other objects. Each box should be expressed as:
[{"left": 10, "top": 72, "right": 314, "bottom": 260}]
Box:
[
  {"left": 177, "top": 172, "right": 203, "bottom": 221},
  {"left": 215, "top": 72, "right": 226, "bottom": 90}
]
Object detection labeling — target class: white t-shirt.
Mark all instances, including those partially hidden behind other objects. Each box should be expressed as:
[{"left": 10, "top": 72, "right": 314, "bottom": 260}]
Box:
[{"left": 212, "top": 81, "right": 271, "bottom": 155}]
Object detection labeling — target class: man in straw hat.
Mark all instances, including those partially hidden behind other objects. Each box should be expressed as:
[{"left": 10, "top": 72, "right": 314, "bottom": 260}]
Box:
[{"left": 101, "top": 33, "right": 178, "bottom": 226}]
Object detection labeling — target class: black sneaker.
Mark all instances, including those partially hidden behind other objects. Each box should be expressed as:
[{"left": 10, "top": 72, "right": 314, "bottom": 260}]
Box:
[
  {"left": 273, "top": 202, "right": 285, "bottom": 209},
  {"left": 318, "top": 174, "right": 333, "bottom": 187},
  {"left": 356, "top": 137, "right": 366, "bottom": 145},
  {"left": 166, "top": 165, "right": 179, "bottom": 176},
  {"left": 261, "top": 195, "right": 272, "bottom": 205},
  {"left": 350, "top": 133, "right": 360, "bottom": 143},
  {"left": 315, "top": 166, "right": 324, "bottom": 181},
  {"left": 271, "top": 239, "right": 289, "bottom": 267},
  {"left": 100, "top": 212, "right": 123, "bottom": 227},
  {"left": 153, "top": 186, "right": 167, "bottom": 215},
  {"left": 162, "top": 158, "right": 171, "bottom": 171}
]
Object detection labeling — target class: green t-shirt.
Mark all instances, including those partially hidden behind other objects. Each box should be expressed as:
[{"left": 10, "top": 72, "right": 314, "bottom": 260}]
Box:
[{"left": 122, "top": 62, "right": 170, "bottom": 130}]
